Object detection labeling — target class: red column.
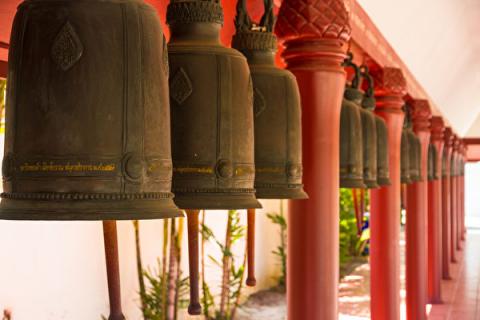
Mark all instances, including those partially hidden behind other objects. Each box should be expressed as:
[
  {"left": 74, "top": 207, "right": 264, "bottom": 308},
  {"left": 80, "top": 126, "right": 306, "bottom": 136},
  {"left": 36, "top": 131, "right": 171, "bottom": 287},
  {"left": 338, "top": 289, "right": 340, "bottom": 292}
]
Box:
[
  {"left": 442, "top": 128, "right": 454, "bottom": 278},
  {"left": 427, "top": 116, "right": 444, "bottom": 303},
  {"left": 451, "top": 138, "right": 459, "bottom": 262},
  {"left": 370, "top": 67, "right": 407, "bottom": 320},
  {"left": 406, "top": 100, "right": 431, "bottom": 320},
  {"left": 461, "top": 145, "right": 466, "bottom": 240},
  {"left": 275, "top": 2, "right": 351, "bottom": 319}
]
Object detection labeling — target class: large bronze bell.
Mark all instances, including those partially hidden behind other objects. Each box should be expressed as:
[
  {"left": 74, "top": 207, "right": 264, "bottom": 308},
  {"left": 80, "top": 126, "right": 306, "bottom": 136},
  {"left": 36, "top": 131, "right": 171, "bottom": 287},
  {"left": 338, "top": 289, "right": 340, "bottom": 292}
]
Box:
[
  {"left": 231, "top": 1, "right": 307, "bottom": 200},
  {"left": 361, "top": 66, "right": 390, "bottom": 187},
  {"left": 1, "top": 0, "right": 180, "bottom": 220},
  {"left": 340, "top": 55, "right": 365, "bottom": 188},
  {"left": 167, "top": 0, "right": 260, "bottom": 210},
  {"left": 428, "top": 144, "right": 438, "bottom": 181}
]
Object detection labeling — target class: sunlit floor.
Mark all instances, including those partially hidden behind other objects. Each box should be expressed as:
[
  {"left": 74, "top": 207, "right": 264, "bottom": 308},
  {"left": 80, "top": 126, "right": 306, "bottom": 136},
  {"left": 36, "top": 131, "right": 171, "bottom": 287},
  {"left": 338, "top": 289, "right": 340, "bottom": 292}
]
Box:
[
  {"left": 428, "top": 229, "right": 480, "bottom": 320},
  {"left": 236, "top": 229, "right": 480, "bottom": 320}
]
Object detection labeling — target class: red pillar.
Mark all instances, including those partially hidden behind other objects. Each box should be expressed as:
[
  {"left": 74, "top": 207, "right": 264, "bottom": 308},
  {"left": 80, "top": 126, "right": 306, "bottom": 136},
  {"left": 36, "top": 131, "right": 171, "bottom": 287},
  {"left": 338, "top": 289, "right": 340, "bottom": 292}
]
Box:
[
  {"left": 461, "top": 145, "right": 466, "bottom": 240},
  {"left": 406, "top": 100, "right": 431, "bottom": 320},
  {"left": 451, "top": 138, "right": 459, "bottom": 262},
  {"left": 427, "top": 116, "right": 444, "bottom": 303},
  {"left": 275, "top": 2, "right": 351, "bottom": 319},
  {"left": 442, "top": 128, "right": 454, "bottom": 279},
  {"left": 370, "top": 67, "right": 407, "bottom": 320}
]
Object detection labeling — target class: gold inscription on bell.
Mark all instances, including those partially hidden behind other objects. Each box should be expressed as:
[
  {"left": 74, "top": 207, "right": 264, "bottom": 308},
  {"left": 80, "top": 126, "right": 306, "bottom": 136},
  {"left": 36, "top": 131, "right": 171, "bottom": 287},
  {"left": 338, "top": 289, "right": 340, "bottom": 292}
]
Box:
[{"left": 20, "top": 162, "right": 116, "bottom": 172}]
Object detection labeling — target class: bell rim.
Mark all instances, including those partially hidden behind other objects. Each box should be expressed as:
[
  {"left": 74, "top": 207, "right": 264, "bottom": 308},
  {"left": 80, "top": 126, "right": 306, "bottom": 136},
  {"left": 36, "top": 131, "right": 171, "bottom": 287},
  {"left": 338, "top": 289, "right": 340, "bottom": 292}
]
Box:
[
  {"left": 377, "top": 177, "right": 391, "bottom": 186},
  {"left": 340, "top": 178, "right": 366, "bottom": 189},
  {"left": 255, "top": 187, "right": 309, "bottom": 200},
  {"left": 173, "top": 193, "right": 262, "bottom": 210},
  {"left": 0, "top": 198, "right": 182, "bottom": 221}
]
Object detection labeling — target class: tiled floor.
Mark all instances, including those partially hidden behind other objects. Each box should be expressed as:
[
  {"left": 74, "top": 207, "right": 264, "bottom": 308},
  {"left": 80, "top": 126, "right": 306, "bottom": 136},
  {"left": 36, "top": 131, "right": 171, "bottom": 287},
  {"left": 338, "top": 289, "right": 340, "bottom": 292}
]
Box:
[{"left": 428, "top": 229, "right": 480, "bottom": 320}]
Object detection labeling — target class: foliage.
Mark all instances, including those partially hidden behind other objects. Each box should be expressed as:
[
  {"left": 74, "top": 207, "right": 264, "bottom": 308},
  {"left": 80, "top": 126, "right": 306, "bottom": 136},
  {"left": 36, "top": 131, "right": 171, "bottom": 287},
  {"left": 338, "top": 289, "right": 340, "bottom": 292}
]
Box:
[
  {"left": 141, "top": 261, "right": 189, "bottom": 320},
  {"left": 266, "top": 201, "right": 287, "bottom": 290},
  {"left": 134, "top": 219, "right": 188, "bottom": 320},
  {"left": 200, "top": 210, "right": 247, "bottom": 320},
  {"left": 339, "top": 188, "right": 370, "bottom": 267}
]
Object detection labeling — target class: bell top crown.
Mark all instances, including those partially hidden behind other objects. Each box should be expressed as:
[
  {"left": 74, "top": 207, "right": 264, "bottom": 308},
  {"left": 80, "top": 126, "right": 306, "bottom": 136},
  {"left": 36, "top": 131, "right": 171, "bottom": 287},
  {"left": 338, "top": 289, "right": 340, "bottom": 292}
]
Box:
[
  {"left": 232, "top": 0, "right": 278, "bottom": 52},
  {"left": 167, "top": 0, "right": 224, "bottom": 26}
]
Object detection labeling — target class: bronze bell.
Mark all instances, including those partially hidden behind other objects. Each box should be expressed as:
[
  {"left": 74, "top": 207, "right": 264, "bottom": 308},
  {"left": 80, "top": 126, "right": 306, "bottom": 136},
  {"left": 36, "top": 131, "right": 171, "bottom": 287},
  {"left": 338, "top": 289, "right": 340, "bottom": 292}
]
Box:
[
  {"left": 361, "top": 66, "right": 390, "bottom": 187},
  {"left": 167, "top": 0, "right": 260, "bottom": 210},
  {"left": 401, "top": 129, "right": 411, "bottom": 184},
  {"left": 408, "top": 131, "right": 422, "bottom": 182},
  {"left": 1, "top": 0, "right": 180, "bottom": 220},
  {"left": 358, "top": 77, "right": 378, "bottom": 188},
  {"left": 340, "top": 55, "right": 365, "bottom": 189},
  {"left": 231, "top": 0, "right": 307, "bottom": 200},
  {"left": 428, "top": 144, "right": 438, "bottom": 181}
]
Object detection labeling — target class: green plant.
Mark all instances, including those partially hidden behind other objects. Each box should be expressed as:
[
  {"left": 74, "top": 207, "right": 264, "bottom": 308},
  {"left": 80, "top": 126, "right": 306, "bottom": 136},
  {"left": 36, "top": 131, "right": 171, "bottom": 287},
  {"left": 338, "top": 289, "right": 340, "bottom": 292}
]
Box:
[
  {"left": 200, "top": 210, "right": 247, "bottom": 320},
  {"left": 339, "top": 189, "right": 370, "bottom": 267},
  {"left": 134, "top": 218, "right": 188, "bottom": 320},
  {"left": 266, "top": 200, "right": 287, "bottom": 290}
]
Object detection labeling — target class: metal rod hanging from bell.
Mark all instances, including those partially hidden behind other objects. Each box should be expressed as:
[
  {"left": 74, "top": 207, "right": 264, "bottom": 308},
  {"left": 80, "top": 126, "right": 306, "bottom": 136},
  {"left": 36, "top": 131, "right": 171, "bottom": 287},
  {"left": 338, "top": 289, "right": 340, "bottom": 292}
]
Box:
[
  {"left": 340, "top": 54, "right": 365, "bottom": 189},
  {"left": 360, "top": 66, "right": 390, "bottom": 187},
  {"left": 231, "top": 0, "right": 308, "bottom": 288},
  {"left": 167, "top": 0, "right": 261, "bottom": 314},
  {"left": 1, "top": 0, "right": 180, "bottom": 220},
  {"left": 103, "top": 221, "right": 126, "bottom": 320}
]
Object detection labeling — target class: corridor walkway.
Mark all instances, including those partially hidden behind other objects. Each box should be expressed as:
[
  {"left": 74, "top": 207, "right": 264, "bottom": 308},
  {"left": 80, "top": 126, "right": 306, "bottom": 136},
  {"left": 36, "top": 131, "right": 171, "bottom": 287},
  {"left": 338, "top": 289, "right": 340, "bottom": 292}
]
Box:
[{"left": 428, "top": 229, "right": 480, "bottom": 320}]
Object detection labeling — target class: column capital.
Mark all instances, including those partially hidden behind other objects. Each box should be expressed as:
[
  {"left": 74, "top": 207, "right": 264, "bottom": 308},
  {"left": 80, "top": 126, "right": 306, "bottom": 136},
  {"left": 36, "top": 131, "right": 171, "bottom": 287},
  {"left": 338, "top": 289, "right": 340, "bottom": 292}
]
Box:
[
  {"left": 275, "top": 0, "right": 351, "bottom": 43},
  {"left": 275, "top": 0, "right": 352, "bottom": 69},
  {"left": 430, "top": 116, "right": 445, "bottom": 143},
  {"left": 453, "top": 135, "right": 460, "bottom": 152},
  {"left": 371, "top": 67, "right": 407, "bottom": 113},
  {"left": 444, "top": 127, "right": 454, "bottom": 150},
  {"left": 409, "top": 99, "right": 432, "bottom": 133}
]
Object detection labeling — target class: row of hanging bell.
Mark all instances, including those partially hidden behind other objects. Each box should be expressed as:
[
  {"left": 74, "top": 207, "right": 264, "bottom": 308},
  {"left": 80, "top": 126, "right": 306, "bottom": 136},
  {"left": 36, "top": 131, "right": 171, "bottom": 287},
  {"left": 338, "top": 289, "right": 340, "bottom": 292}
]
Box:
[
  {"left": 3, "top": 0, "right": 307, "bottom": 316},
  {"left": 339, "top": 54, "right": 390, "bottom": 189},
  {"left": 169, "top": 0, "right": 308, "bottom": 314},
  {"left": 400, "top": 104, "right": 422, "bottom": 184}
]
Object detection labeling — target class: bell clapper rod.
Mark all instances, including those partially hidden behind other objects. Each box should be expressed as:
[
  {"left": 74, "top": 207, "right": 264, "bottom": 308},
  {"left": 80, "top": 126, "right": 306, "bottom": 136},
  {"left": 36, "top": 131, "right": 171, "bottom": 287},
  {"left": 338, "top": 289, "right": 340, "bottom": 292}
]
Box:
[
  {"left": 102, "top": 220, "right": 126, "bottom": 320},
  {"left": 246, "top": 208, "right": 257, "bottom": 286},
  {"left": 186, "top": 210, "right": 202, "bottom": 315}
]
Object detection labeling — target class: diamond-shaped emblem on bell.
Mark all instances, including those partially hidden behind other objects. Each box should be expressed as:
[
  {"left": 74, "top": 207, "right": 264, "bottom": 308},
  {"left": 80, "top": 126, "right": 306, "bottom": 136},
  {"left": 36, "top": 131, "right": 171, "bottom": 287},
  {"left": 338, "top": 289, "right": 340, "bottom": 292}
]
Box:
[
  {"left": 51, "top": 21, "right": 83, "bottom": 71},
  {"left": 253, "top": 87, "right": 266, "bottom": 117},
  {"left": 170, "top": 68, "right": 193, "bottom": 105}
]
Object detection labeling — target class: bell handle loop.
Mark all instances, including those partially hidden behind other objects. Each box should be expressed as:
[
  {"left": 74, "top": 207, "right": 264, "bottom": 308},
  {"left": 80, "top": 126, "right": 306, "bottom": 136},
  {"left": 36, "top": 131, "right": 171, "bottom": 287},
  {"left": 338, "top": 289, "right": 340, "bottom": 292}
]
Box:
[
  {"left": 259, "top": 0, "right": 276, "bottom": 32},
  {"left": 186, "top": 210, "right": 202, "bottom": 315},
  {"left": 360, "top": 65, "right": 375, "bottom": 98},
  {"left": 246, "top": 209, "right": 257, "bottom": 287},
  {"left": 234, "top": 0, "right": 253, "bottom": 32},
  {"left": 343, "top": 52, "right": 361, "bottom": 89},
  {"left": 102, "top": 220, "right": 126, "bottom": 320}
]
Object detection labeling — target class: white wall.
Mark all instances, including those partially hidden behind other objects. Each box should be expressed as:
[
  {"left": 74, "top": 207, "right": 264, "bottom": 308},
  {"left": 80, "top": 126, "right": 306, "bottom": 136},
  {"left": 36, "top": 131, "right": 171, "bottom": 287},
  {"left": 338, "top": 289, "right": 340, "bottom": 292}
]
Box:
[
  {"left": 465, "top": 162, "right": 480, "bottom": 229},
  {"left": 0, "top": 130, "right": 285, "bottom": 319}
]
